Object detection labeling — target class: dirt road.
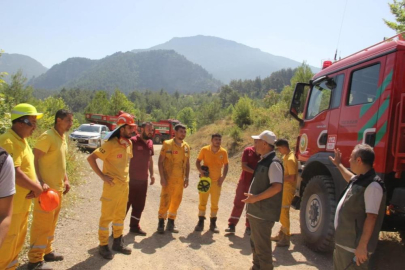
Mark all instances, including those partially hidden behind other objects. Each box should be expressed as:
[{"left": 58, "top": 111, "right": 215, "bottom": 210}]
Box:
[{"left": 19, "top": 145, "right": 403, "bottom": 269}]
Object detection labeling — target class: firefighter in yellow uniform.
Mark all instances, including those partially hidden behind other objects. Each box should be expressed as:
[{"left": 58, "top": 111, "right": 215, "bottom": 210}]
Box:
[
  {"left": 0, "top": 103, "right": 43, "bottom": 270},
  {"left": 272, "top": 139, "right": 298, "bottom": 247},
  {"left": 157, "top": 124, "right": 190, "bottom": 233},
  {"left": 195, "top": 133, "right": 228, "bottom": 233},
  {"left": 28, "top": 110, "right": 73, "bottom": 270},
  {"left": 87, "top": 113, "right": 136, "bottom": 260}
]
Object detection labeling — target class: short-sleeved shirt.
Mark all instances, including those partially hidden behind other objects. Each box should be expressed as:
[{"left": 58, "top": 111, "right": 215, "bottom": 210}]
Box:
[
  {"left": 0, "top": 129, "right": 37, "bottom": 213},
  {"left": 34, "top": 127, "right": 67, "bottom": 192},
  {"left": 160, "top": 140, "right": 190, "bottom": 179},
  {"left": 93, "top": 137, "right": 133, "bottom": 183},
  {"left": 0, "top": 155, "right": 16, "bottom": 198},
  {"left": 283, "top": 150, "right": 298, "bottom": 186},
  {"left": 334, "top": 175, "right": 383, "bottom": 229},
  {"left": 197, "top": 145, "right": 229, "bottom": 181},
  {"left": 129, "top": 135, "right": 154, "bottom": 181},
  {"left": 240, "top": 146, "right": 260, "bottom": 182}
]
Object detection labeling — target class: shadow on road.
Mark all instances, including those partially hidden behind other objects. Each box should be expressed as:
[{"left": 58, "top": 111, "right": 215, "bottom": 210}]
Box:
[
  {"left": 224, "top": 233, "right": 252, "bottom": 255},
  {"left": 131, "top": 231, "right": 175, "bottom": 254},
  {"left": 179, "top": 231, "right": 215, "bottom": 249},
  {"left": 373, "top": 237, "right": 405, "bottom": 270},
  {"left": 66, "top": 247, "right": 110, "bottom": 270},
  {"left": 273, "top": 234, "right": 333, "bottom": 270}
]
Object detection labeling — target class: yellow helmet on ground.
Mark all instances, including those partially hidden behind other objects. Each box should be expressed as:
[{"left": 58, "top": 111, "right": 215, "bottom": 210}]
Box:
[{"left": 11, "top": 103, "right": 43, "bottom": 121}]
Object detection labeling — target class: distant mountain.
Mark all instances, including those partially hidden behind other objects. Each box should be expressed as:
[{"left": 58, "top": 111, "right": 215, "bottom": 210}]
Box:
[
  {"left": 0, "top": 53, "right": 48, "bottom": 82},
  {"left": 30, "top": 57, "right": 97, "bottom": 89},
  {"left": 132, "top": 35, "right": 319, "bottom": 83},
  {"left": 29, "top": 50, "right": 222, "bottom": 94}
]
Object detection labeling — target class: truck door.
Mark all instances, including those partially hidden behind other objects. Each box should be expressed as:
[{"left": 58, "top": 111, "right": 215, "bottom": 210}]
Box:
[
  {"left": 298, "top": 79, "right": 333, "bottom": 160},
  {"left": 336, "top": 58, "right": 386, "bottom": 168}
]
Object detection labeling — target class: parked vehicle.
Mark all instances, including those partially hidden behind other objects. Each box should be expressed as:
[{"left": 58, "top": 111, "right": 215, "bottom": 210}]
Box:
[
  {"left": 69, "top": 123, "right": 109, "bottom": 150},
  {"left": 151, "top": 119, "right": 181, "bottom": 144},
  {"left": 289, "top": 33, "right": 405, "bottom": 252}
]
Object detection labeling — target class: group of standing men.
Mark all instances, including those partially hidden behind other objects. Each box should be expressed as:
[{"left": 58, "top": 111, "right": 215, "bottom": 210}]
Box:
[
  {"left": 0, "top": 103, "right": 73, "bottom": 270},
  {"left": 0, "top": 104, "right": 386, "bottom": 270}
]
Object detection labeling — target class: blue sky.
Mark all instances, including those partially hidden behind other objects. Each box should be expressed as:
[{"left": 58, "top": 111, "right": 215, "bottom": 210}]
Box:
[{"left": 0, "top": 0, "right": 397, "bottom": 70}]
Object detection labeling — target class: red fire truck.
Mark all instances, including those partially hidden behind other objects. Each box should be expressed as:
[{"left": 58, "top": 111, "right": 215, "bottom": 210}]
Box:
[
  {"left": 85, "top": 113, "right": 180, "bottom": 144},
  {"left": 289, "top": 33, "right": 405, "bottom": 252},
  {"left": 151, "top": 119, "right": 181, "bottom": 144},
  {"left": 84, "top": 113, "right": 120, "bottom": 131}
]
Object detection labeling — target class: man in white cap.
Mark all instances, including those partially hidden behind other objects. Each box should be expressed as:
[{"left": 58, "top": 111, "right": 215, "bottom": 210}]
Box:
[{"left": 242, "top": 130, "right": 284, "bottom": 270}]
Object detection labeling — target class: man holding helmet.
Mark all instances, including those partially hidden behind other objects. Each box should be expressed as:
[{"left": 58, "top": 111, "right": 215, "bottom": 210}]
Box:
[
  {"left": 87, "top": 113, "right": 136, "bottom": 260},
  {"left": 0, "top": 103, "right": 44, "bottom": 270},
  {"left": 28, "top": 109, "right": 74, "bottom": 270}
]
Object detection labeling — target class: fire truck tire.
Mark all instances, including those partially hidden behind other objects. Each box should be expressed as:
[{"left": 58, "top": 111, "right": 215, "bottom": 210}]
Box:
[
  {"left": 300, "top": 175, "right": 336, "bottom": 253},
  {"left": 154, "top": 135, "right": 161, "bottom": 144}
]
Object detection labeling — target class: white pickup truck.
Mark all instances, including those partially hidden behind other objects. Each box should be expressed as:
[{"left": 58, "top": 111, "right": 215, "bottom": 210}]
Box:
[{"left": 69, "top": 123, "right": 110, "bottom": 150}]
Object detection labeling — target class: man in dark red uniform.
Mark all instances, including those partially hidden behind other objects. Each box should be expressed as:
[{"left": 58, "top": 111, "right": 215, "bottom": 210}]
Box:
[
  {"left": 225, "top": 146, "right": 260, "bottom": 235},
  {"left": 126, "top": 122, "right": 155, "bottom": 235}
]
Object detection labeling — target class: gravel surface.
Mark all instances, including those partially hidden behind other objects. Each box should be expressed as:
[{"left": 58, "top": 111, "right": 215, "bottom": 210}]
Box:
[{"left": 17, "top": 145, "right": 404, "bottom": 269}]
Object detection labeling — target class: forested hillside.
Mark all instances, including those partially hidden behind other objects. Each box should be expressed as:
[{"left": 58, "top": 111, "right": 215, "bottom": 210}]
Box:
[
  {"left": 29, "top": 50, "right": 222, "bottom": 94},
  {"left": 0, "top": 53, "right": 48, "bottom": 83}
]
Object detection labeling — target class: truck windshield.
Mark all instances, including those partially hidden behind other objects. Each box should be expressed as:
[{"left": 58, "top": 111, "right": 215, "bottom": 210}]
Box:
[
  {"left": 78, "top": 125, "right": 100, "bottom": 133},
  {"left": 305, "top": 80, "right": 332, "bottom": 120}
]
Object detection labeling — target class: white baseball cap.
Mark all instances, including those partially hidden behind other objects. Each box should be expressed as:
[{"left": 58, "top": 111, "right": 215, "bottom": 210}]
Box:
[{"left": 251, "top": 130, "right": 277, "bottom": 146}]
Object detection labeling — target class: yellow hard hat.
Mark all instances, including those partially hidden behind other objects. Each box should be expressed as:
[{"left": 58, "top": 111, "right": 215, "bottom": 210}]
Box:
[{"left": 11, "top": 103, "right": 43, "bottom": 121}]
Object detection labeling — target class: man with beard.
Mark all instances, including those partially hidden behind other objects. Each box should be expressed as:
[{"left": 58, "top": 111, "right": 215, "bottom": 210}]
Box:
[
  {"left": 157, "top": 124, "right": 190, "bottom": 233},
  {"left": 195, "top": 133, "right": 228, "bottom": 233},
  {"left": 87, "top": 113, "right": 136, "bottom": 260},
  {"left": 126, "top": 122, "right": 155, "bottom": 235},
  {"left": 28, "top": 109, "right": 74, "bottom": 270}
]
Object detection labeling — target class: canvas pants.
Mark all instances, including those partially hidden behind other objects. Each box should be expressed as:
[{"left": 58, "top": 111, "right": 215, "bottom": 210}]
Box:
[
  {"left": 126, "top": 179, "right": 148, "bottom": 229},
  {"left": 279, "top": 182, "right": 295, "bottom": 236},
  {"left": 0, "top": 211, "right": 29, "bottom": 269},
  {"left": 99, "top": 179, "right": 129, "bottom": 245},
  {"left": 28, "top": 191, "right": 63, "bottom": 263},
  {"left": 228, "top": 178, "right": 251, "bottom": 227},
  {"left": 198, "top": 181, "right": 221, "bottom": 218},
  {"left": 249, "top": 216, "right": 275, "bottom": 270},
  {"left": 333, "top": 245, "right": 370, "bottom": 270},
  {"left": 158, "top": 177, "right": 184, "bottom": 220}
]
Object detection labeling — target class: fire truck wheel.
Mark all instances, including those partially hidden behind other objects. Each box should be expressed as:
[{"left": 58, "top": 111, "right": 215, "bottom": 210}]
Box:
[
  {"left": 154, "top": 136, "right": 161, "bottom": 144},
  {"left": 300, "top": 175, "right": 336, "bottom": 253}
]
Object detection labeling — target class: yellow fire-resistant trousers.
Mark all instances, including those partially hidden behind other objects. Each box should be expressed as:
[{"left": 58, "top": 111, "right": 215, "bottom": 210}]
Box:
[
  {"left": 279, "top": 182, "right": 296, "bottom": 236},
  {"left": 198, "top": 181, "right": 222, "bottom": 218},
  {"left": 28, "top": 191, "right": 63, "bottom": 263},
  {"left": 158, "top": 177, "right": 184, "bottom": 220},
  {"left": 99, "top": 179, "right": 129, "bottom": 246},
  {"left": 0, "top": 211, "right": 29, "bottom": 269}
]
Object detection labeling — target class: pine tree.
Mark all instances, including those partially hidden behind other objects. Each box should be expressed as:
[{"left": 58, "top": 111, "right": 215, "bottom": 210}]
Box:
[{"left": 384, "top": 0, "right": 405, "bottom": 33}]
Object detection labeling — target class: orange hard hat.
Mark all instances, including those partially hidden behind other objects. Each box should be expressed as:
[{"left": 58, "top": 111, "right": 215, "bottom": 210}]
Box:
[
  {"left": 38, "top": 189, "right": 60, "bottom": 212},
  {"left": 116, "top": 113, "right": 136, "bottom": 127}
]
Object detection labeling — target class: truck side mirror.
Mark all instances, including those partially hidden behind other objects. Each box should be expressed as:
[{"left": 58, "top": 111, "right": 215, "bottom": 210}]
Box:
[{"left": 290, "top": 82, "right": 310, "bottom": 126}]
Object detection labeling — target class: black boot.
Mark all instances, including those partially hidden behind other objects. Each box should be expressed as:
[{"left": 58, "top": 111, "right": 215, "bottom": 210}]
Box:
[
  {"left": 194, "top": 216, "right": 205, "bottom": 231},
  {"left": 225, "top": 224, "right": 236, "bottom": 233},
  {"left": 112, "top": 235, "right": 132, "bottom": 255},
  {"left": 210, "top": 217, "right": 219, "bottom": 233},
  {"left": 166, "top": 218, "right": 179, "bottom": 233},
  {"left": 157, "top": 218, "right": 165, "bottom": 234},
  {"left": 98, "top": 245, "right": 113, "bottom": 260}
]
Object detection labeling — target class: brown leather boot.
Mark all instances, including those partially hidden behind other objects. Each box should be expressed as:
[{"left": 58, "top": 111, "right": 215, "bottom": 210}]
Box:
[
  {"left": 270, "top": 230, "right": 283, "bottom": 242},
  {"left": 276, "top": 233, "right": 290, "bottom": 247}
]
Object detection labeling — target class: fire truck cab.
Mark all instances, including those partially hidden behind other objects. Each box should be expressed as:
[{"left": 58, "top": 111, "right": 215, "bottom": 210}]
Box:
[{"left": 290, "top": 34, "right": 405, "bottom": 252}]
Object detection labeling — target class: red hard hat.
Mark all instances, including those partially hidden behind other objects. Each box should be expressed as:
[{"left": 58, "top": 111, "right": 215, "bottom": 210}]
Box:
[
  {"left": 116, "top": 113, "right": 136, "bottom": 127},
  {"left": 38, "top": 189, "right": 60, "bottom": 212}
]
